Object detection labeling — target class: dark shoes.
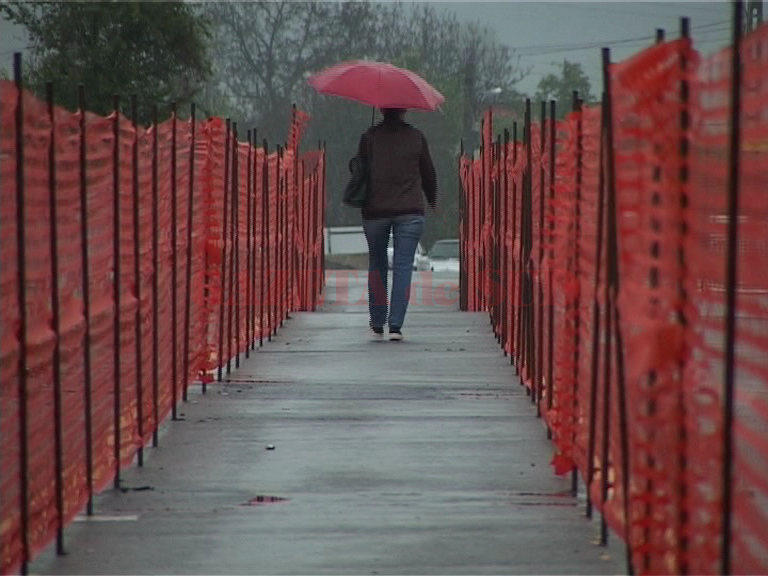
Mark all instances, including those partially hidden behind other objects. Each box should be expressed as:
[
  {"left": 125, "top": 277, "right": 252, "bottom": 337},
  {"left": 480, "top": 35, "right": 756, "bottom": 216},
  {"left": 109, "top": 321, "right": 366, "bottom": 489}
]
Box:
[{"left": 370, "top": 325, "right": 403, "bottom": 341}]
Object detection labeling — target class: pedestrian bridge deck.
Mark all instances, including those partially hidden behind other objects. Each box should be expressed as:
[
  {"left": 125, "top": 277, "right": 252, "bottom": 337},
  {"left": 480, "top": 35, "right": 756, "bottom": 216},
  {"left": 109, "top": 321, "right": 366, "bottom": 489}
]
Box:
[{"left": 32, "top": 272, "right": 622, "bottom": 575}]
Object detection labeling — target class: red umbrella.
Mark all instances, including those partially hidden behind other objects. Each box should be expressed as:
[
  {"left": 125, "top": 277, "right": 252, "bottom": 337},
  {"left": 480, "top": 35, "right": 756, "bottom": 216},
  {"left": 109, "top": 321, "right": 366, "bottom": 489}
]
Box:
[{"left": 307, "top": 60, "right": 445, "bottom": 111}]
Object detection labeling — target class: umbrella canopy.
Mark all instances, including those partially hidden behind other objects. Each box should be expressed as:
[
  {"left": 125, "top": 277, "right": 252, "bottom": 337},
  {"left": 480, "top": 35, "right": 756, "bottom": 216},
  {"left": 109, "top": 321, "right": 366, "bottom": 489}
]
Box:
[{"left": 307, "top": 60, "right": 444, "bottom": 112}]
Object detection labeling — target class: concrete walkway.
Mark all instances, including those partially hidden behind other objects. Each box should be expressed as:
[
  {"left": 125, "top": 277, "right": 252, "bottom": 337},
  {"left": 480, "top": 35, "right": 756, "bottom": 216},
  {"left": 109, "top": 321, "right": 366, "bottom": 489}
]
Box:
[{"left": 32, "top": 272, "right": 623, "bottom": 575}]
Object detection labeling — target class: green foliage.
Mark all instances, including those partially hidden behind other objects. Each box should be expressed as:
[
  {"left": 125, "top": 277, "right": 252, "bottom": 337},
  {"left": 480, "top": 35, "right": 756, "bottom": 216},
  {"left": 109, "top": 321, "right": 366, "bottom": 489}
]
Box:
[
  {"left": 534, "top": 60, "right": 595, "bottom": 119},
  {"left": 1, "top": 1, "right": 211, "bottom": 123}
]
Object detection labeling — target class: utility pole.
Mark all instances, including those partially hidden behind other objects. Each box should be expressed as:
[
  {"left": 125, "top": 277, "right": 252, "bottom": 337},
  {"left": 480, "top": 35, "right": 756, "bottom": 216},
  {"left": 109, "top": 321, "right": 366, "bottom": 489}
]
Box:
[{"left": 746, "top": 0, "right": 763, "bottom": 32}]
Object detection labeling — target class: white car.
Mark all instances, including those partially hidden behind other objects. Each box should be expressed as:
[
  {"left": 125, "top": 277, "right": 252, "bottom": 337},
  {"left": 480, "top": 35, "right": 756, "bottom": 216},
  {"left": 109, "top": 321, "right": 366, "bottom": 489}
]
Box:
[
  {"left": 387, "top": 239, "right": 430, "bottom": 271},
  {"left": 429, "top": 239, "right": 460, "bottom": 273}
]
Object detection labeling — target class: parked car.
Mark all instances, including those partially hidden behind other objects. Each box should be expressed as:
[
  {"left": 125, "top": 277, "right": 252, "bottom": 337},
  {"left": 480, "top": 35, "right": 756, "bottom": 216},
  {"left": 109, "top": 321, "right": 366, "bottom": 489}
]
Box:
[
  {"left": 429, "top": 239, "right": 460, "bottom": 273},
  {"left": 387, "top": 238, "right": 431, "bottom": 271}
]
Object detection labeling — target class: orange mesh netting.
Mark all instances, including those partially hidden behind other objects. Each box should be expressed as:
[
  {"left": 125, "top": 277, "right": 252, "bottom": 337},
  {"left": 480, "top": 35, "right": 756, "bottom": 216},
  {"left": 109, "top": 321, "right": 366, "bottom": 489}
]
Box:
[
  {"left": 0, "top": 79, "right": 324, "bottom": 574},
  {"left": 730, "top": 24, "right": 768, "bottom": 574},
  {"left": 460, "top": 21, "right": 768, "bottom": 575}
]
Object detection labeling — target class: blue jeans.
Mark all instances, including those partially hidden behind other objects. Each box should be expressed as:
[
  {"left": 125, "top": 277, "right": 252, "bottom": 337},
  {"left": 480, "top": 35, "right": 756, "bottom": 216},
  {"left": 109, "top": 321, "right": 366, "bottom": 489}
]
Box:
[{"left": 363, "top": 214, "right": 426, "bottom": 330}]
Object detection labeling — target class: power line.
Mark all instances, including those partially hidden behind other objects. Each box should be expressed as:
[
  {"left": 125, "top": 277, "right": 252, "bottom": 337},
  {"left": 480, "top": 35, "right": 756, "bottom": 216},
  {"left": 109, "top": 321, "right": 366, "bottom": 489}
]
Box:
[
  {"left": 510, "top": 20, "right": 729, "bottom": 57},
  {"left": 526, "top": 1, "right": 728, "bottom": 21}
]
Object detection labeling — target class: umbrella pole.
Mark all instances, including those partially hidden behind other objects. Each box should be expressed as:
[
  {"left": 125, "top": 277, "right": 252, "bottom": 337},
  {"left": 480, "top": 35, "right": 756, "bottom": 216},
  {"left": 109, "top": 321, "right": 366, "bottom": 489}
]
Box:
[{"left": 371, "top": 106, "right": 375, "bottom": 126}]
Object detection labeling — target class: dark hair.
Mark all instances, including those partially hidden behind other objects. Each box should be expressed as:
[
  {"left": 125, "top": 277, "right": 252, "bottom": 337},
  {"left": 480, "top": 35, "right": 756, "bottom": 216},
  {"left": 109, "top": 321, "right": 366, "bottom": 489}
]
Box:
[{"left": 382, "top": 108, "right": 406, "bottom": 122}]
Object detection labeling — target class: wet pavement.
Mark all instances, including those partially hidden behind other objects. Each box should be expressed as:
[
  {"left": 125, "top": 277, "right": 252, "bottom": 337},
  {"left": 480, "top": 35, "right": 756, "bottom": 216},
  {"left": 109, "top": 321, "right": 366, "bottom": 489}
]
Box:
[{"left": 31, "top": 271, "right": 624, "bottom": 575}]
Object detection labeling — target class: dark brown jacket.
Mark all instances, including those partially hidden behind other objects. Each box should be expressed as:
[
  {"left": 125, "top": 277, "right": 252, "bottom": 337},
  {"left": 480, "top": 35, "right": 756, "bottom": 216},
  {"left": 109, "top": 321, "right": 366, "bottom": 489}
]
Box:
[{"left": 357, "top": 119, "right": 437, "bottom": 219}]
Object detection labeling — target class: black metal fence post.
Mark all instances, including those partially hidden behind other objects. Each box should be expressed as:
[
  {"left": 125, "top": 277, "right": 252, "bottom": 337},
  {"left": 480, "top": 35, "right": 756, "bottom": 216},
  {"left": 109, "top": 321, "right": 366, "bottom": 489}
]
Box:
[
  {"left": 517, "top": 118, "right": 526, "bottom": 376},
  {"left": 261, "top": 140, "right": 269, "bottom": 346},
  {"left": 250, "top": 130, "right": 259, "bottom": 351},
  {"left": 46, "top": 81, "right": 66, "bottom": 555},
  {"left": 536, "top": 100, "right": 546, "bottom": 417},
  {"left": 321, "top": 141, "right": 327, "bottom": 293},
  {"left": 130, "top": 94, "right": 144, "bottom": 467},
  {"left": 170, "top": 101, "right": 179, "bottom": 419},
  {"left": 599, "top": 109, "right": 612, "bottom": 548},
  {"left": 524, "top": 99, "right": 536, "bottom": 401},
  {"left": 245, "top": 129, "right": 253, "bottom": 357},
  {"left": 602, "top": 47, "right": 634, "bottom": 574},
  {"left": 265, "top": 135, "right": 271, "bottom": 326},
  {"left": 497, "top": 133, "right": 502, "bottom": 333},
  {"left": 297, "top": 152, "right": 302, "bottom": 314},
  {"left": 228, "top": 123, "right": 238, "bottom": 373},
  {"left": 304, "top": 159, "right": 311, "bottom": 311},
  {"left": 676, "top": 17, "right": 691, "bottom": 573},
  {"left": 722, "top": 1, "right": 744, "bottom": 573},
  {"left": 547, "top": 100, "right": 557, "bottom": 440},
  {"left": 201, "top": 120, "right": 211, "bottom": 395},
  {"left": 269, "top": 144, "right": 275, "bottom": 339},
  {"left": 311, "top": 158, "right": 319, "bottom": 310},
  {"left": 280, "top": 145, "right": 286, "bottom": 328},
  {"left": 277, "top": 144, "right": 282, "bottom": 330},
  {"left": 308, "top": 161, "right": 314, "bottom": 310},
  {"left": 282, "top": 143, "right": 287, "bottom": 323},
  {"left": 309, "top": 162, "right": 314, "bottom": 309},
  {"left": 468, "top": 145, "right": 474, "bottom": 311},
  {"left": 570, "top": 92, "right": 583, "bottom": 499},
  {"left": 183, "top": 103, "right": 197, "bottom": 401},
  {"left": 273, "top": 145, "right": 281, "bottom": 335},
  {"left": 235, "top": 126, "right": 241, "bottom": 360},
  {"left": 217, "top": 119, "right": 231, "bottom": 379},
  {"left": 586, "top": 92, "right": 607, "bottom": 521},
  {"left": 459, "top": 139, "right": 466, "bottom": 311},
  {"left": 522, "top": 106, "right": 530, "bottom": 391},
  {"left": 284, "top": 143, "right": 289, "bottom": 322},
  {"left": 275, "top": 145, "right": 281, "bottom": 330},
  {"left": 480, "top": 117, "right": 486, "bottom": 313},
  {"left": 502, "top": 129, "right": 510, "bottom": 355},
  {"left": 291, "top": 105, "right": 299, "bottom": 316},
  {"left": 498, "top": 134, "right": 504, "bottom": 334},
  {"left": 496, "top": 134, "right": 503, "bottom": 340},
  {"left": 112, "top": 94, "right": 122, "bottom": 489},
  {"left": 513, "top": 122, "right": 521, "bottom": 371},
  {"left": 13, "top": 51, "right": 31, "bottom": 576},
  {"left": 151, "top": 104, "right": 160, "bottom": 446}
]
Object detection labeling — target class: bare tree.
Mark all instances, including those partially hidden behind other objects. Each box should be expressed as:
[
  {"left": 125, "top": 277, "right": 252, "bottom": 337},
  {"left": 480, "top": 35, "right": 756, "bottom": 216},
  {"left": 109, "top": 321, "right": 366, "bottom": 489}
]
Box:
[
  {"left": 204, "top": 1, "right": 391, "bottom": 140},
  {"left": 204, "top": 2, "right": 337, "bottom": 139},
  {"left": 205, "top": 1, "right": 529, "bottom": 241}
]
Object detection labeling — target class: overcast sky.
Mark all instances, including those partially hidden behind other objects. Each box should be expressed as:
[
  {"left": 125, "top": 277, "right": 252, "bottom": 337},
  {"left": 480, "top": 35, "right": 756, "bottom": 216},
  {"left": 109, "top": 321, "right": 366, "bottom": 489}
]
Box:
[
  {"left": 443, "top": 1, "right": 732, "bottom": 94},
  {"left": 1, "top": 2, "right": 734, "bottom": 94}
]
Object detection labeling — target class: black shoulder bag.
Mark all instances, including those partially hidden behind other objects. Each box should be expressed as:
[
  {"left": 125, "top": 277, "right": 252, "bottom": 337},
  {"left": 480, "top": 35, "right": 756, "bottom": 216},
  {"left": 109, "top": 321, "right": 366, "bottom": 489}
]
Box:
[{"left": 343, "top": 131, "right": 373, "bottom": 208}]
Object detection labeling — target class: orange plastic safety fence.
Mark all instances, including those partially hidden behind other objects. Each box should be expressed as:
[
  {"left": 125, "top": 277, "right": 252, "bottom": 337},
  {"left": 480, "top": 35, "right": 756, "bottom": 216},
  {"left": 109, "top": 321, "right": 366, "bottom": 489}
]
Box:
[
  {"left": 460, "top": 22, "right": 768, "bottom": 576},
  {"left": 546, "top": 117, "right": 580, "bottom": 477},
  {"left": 730, "top": 24, "right": 768, "bottom": 574},
  {"left": 610, "top": 37, "right": 694, "bottom": 573},
  {"left": 0, "top": 79, "right": 325, "bottom": 574}
]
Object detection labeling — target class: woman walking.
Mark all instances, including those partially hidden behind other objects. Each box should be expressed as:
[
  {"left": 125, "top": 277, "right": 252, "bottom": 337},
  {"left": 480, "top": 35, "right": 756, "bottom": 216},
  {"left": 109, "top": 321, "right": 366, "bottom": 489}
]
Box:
[{"left": 357, "top": 107, "right": 437, "bottom": 341}]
